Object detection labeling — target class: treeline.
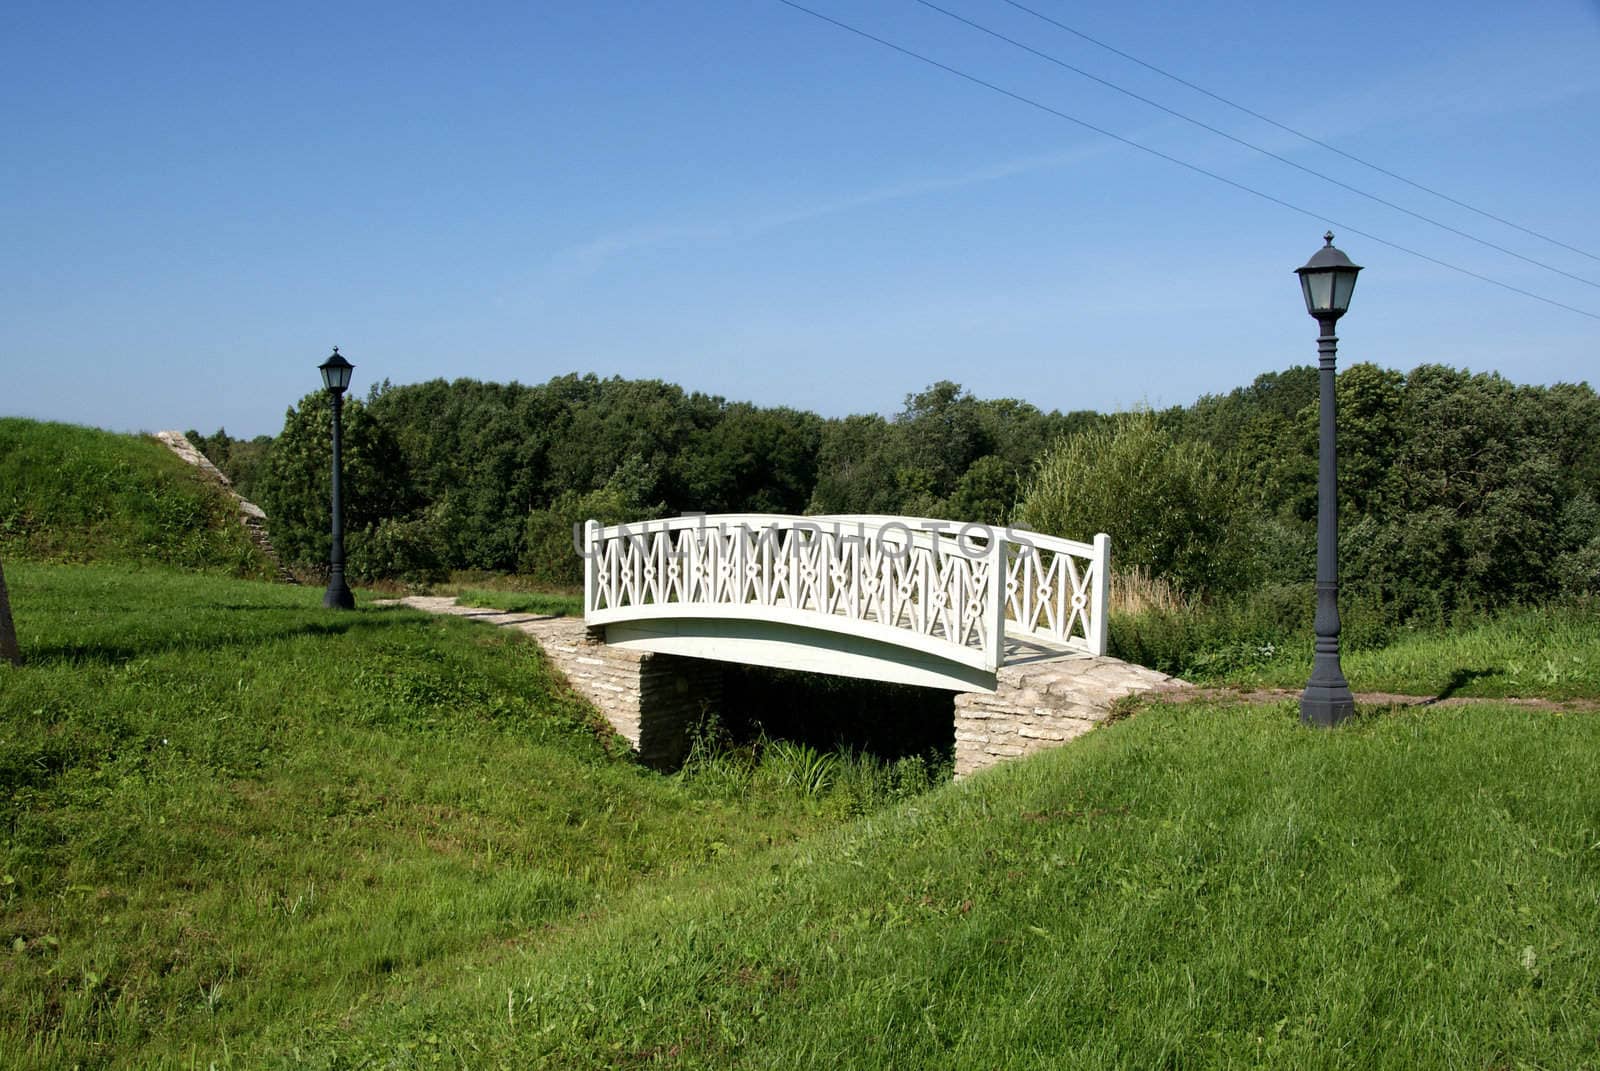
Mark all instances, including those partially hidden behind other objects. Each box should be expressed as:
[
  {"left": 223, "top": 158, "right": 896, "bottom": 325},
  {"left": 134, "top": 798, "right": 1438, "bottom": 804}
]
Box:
[
  {"left": 191, "top": 364, "right": 1600, "bottom": 637},
  {"left": 194, "top": 375, "right": 1096, "bottom": 586},
  {"left": 1018, "top": 366, "right": 1600, "bottom": 663}
]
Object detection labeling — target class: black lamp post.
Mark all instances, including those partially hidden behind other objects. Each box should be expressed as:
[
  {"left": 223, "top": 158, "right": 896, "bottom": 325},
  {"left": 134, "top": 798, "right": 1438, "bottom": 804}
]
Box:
[
  {"left": 1295, "top": 232, "right": 1362, "bottom": 727},
  {"left": 319, "top": 347, "right": 356, "bottom": 610}
]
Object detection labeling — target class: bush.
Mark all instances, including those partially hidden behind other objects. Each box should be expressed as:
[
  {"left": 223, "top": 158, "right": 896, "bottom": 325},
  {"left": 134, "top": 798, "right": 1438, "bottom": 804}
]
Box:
[
  {"left": 1017, "top": 410, "right": 1253, "bottom": 598},
  {"left": 254, "top": 392, "right": 416, "bottom": 575},
  {"left": 347, "top": 507, "right": 449, "bottom": 586}
]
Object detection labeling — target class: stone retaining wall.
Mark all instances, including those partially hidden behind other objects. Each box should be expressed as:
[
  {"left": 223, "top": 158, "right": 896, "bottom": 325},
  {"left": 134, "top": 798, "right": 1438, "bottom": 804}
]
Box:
[{"left": 530, "top": 620, "right": 720, "bottom": 767}]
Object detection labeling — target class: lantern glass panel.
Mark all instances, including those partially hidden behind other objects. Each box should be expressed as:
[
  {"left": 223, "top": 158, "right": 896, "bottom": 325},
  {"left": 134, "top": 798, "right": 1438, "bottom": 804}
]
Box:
[
  {"left": 1332, "top": 270, "right": 1358, "bottom": 312},
  {"left": 1302, "top": 271, "right": 1335, "bottom": 314}
]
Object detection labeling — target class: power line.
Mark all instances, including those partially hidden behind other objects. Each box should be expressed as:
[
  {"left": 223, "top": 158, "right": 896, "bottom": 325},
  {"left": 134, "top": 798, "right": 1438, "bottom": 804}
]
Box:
[
  {"left": 771, "top": 0, "right": 1600, "bottom": 322},
  {"left": 913, "top": 0, "right": 1600, "bottom": 291},
  {"left": 999, "top": 0, "right": 1600, "bottom": 265}
]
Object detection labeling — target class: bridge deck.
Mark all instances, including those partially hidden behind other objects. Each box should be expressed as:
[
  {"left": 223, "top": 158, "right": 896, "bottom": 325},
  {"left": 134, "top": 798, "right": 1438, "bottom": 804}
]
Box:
[{"left": 600, "top": 614, "right": 1093, "bottom": 692}]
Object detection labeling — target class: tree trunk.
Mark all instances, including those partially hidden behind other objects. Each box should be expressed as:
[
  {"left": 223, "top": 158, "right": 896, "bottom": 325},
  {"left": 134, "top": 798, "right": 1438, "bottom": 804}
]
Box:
[{"left": 0, "top": 558, "right": 20, "bottom": 666}]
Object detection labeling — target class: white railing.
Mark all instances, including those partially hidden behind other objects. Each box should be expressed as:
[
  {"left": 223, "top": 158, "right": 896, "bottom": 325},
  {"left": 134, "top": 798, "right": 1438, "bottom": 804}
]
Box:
[
  {"left": 583, "top": 514, "right": 1109, "bottom": 673},
  {"left": 812, "top": 516, "right": 1109, "bottom": 657}
]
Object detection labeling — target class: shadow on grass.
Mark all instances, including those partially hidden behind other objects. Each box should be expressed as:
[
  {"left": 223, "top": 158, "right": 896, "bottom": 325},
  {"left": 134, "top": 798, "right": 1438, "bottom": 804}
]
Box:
[
  {"left": 1352, "top": 667, "right": 1504, "bottom": 721},
  {"left": 1423, "top": 667, "right": 1500, "bottom": 705}
]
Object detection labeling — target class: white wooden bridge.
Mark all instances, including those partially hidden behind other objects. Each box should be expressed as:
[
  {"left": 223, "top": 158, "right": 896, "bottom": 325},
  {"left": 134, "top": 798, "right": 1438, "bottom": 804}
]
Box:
[{"left": 583, "top": 514, "right": 1110, "bottom": 694}]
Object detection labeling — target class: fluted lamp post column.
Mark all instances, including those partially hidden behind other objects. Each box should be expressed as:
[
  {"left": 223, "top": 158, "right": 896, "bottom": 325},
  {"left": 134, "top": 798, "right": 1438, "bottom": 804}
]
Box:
[
  {"left": 1295, "top": 233, "right": 1362, "bottom": 726},
  {"left": 319, "top": 347, "right": 356, "bottom": 610}
]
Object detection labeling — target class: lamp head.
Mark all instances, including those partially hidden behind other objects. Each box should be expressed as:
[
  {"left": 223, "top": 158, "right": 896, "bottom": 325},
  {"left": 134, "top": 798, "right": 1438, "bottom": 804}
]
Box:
[
  {"left": 1295, "top": 232, "right": 1362, "bottom": 320},
  {"left": 319, "top": 347, "right": 354, "bottom": 395}
]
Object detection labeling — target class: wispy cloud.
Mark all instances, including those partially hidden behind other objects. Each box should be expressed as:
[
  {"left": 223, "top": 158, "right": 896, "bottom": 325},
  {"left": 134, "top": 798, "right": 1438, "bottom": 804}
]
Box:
[
  {"left": 547, "top": 15, "right": 1600, "bottom": 285},
  {"left": 1295, "top": 24, "right": 1600, "bottom": 147},
  {"left": 546, "top": 140, "right": 1117, "bottom": 280}
]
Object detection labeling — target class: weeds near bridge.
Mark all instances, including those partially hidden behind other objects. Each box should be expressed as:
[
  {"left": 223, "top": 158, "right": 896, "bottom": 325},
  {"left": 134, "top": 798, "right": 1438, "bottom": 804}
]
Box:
[
  {"left": 1106, "top": 565, "right": 1188, "bottom": 616},
  {"left": 678, "top": 712, "right": 948, "bottom": 812},
  {"left": 1110, "top": 581, "right": 1600, "bottom": 700}
]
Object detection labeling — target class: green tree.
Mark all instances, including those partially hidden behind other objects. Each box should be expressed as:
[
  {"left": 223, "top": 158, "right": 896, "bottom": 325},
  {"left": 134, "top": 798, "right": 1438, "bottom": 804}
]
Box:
[
  {"left": 521, "top": 456, "right": 664, "bottom": 585},
  {"left": 946, "top": 454, "right": 1018, "bottom": 525},
  {"left": 255, "top": 392, "right": 416, "bottom": 576},
  {"left": 808, "top": 414, "right": 902, "bottom": 515},
  {"left": 186, "top": 427, "right": 275, "bottom": 502},
  {"left": 678, "top": 404, "right": 822, "bottom": 514},
  {"left": 895, "top": 381, "right": 991, "bottom": 503},
  {"left": 1340, "top": 365, "right": 1564, "bottom": 618}
]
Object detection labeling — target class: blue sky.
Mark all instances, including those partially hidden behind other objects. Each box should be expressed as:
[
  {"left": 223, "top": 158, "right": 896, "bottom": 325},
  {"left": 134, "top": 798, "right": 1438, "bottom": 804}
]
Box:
[{"left": 4, "top": 1, "right": 1598, "bottom": 438}]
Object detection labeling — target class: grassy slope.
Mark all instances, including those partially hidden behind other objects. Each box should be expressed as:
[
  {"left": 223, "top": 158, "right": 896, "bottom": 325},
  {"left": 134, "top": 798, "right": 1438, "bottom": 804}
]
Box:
[
  {"left": 283, "top": 699, "right": 1600, "bottom": 1071},
  {"left": 0, "top": 563, "right": 857, "bottom": 1069},
  {"left": 5, "top": 418, "right": 1600, "bottom": 1068},
  {"left": 0, "top": 418, "right": 271, "bottom": 578}
]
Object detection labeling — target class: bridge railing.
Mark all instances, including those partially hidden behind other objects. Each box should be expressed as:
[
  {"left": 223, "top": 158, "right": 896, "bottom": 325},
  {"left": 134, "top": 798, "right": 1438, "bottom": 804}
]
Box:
[
  {"left": 811, "top": 517, "right": 1109, "bottom": 657},
  {"left": 582, "top": 514, "right": 1109, "bottom": 673}
]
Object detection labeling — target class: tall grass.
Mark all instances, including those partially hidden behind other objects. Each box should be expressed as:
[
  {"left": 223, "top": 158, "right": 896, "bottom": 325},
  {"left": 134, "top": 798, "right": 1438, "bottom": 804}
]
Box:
[
  {"left": 1111, "top": 584, "right": 1600, "bottom": 700},
  {"left": 1105, "top": 564, "right": 1188, "bottom": 616},
  {"left": 676, "top": 713, "right": 949, "bottom": 817}
]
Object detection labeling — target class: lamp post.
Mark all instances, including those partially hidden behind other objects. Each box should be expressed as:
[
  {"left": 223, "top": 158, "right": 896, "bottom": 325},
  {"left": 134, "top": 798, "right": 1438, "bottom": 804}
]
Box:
[
  {"left": 1295, "top": 233, "right": 1362, "bottom": 727},
  {"left": 319, "top": 347, "right": 356, "bottom": 610}
]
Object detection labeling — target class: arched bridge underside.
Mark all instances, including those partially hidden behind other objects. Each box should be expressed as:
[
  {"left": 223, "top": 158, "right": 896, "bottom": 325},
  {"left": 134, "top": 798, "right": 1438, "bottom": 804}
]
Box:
[{"left": 584, "top": 514, "right": 1109, "bottom": 693}]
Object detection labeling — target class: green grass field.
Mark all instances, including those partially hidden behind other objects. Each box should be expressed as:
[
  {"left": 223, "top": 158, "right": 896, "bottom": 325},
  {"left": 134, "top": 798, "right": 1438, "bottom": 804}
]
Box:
[
  {"left": 1198, "top": 607, "right": 1600, "bottom": 701},
  {"left": 451, "top": 589, "right": 583, "bottom": 617},
  {"left": 4, "top": 563, "right": 1599, "bottom": 1068},
  {"left": 1113, "top": 600, "right": 1600, "bottom": 702},
  {"left": 292, "top": 699, "right": 1600, "bottom": 1071}
]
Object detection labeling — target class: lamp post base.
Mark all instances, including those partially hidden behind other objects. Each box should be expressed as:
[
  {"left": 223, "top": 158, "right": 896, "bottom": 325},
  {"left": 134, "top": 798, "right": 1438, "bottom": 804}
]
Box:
[
  {"left": 1299, "top": 679, "right": 1354, "bottom": 727},
  {"left": 323, "top": 572, "right": 355, "bottom": 610}
]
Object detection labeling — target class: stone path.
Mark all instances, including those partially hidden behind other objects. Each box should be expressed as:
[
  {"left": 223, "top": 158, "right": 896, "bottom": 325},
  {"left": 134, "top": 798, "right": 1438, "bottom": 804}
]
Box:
[
  {"left": 155, "top": 430, "right": 296, "bottom": 583},
  {"left": 381, "top": 595, "right": 1187, "bottom": 777}
]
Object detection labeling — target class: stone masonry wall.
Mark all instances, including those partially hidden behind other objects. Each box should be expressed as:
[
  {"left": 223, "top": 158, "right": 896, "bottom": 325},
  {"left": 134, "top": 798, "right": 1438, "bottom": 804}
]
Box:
[
  {"left": 954, "top": 655, "right": 1182, "bottom": 778},
  {"left": 391, "top": 597, "right": 1182, "bottom": 778},
  {"left": 532, "top": 621, "right": 720, "bottom": 767}
]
